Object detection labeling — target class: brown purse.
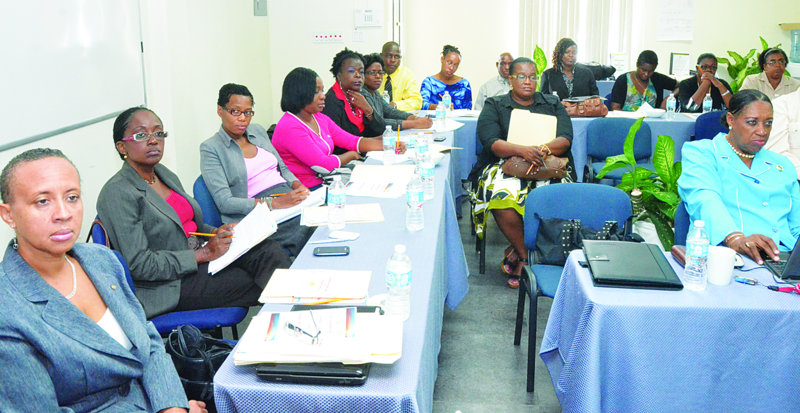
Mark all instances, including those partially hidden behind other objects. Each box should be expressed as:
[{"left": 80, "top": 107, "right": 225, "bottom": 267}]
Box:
[
  {"left": 501, "top": 155, "right": 568, "bottom": 181},
  {"left": 562, "top": 97, "right": 608, "bottom": 117}
]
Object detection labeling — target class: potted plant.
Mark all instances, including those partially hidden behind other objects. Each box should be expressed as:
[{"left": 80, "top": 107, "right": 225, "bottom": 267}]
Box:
[
  {"left": 718, "top": 36, "right": 790, "bottom": 93},
  {"left": 595, "top": 117, "right": 682, "bottom": 250}
]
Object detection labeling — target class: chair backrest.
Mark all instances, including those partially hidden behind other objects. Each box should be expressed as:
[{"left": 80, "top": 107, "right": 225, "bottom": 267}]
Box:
[
  {"left": 673, "top": 201, "right": 690, "bottom": 246},
  {"left": 193, "top": 176, "right": 223, "bottom": 227},
  {"left": 523, "top": 183, "right": 633, "bottom": 252},
  {"left": 603, "top": 92, "right": 612, "bottom": 110},
  {"left": 89, "top": 217, "right": 135, "bottom": 292},
  {"left": 586, "top": 117, "right": 652, "bottom": 162},
  {"left": 693, "top": 110, "right": 728, "bottom": 141}
]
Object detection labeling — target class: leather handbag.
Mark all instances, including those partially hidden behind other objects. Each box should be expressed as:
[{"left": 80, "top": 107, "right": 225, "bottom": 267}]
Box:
[
  {"left": 562, "top": 97, "right": 608, "bottom": 117},
  {"left": 501, "top": 155, "right": 568, "bottom": 181},
  {"left": 533, "top": 217, "right": 641, "bottom": 266},
  {"left": 166, "top": 325, "right": 233, "bottom": 410}
]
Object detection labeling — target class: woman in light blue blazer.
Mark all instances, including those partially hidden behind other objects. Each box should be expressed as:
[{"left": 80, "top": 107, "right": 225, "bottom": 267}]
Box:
[{"left": 0, "top": 149, "right": 205, "bottom": 412}]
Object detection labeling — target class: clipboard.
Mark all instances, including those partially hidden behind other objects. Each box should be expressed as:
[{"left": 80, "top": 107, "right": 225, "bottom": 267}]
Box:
[{"left": 507, "top": 109, "right": 557, "bottom": 146}]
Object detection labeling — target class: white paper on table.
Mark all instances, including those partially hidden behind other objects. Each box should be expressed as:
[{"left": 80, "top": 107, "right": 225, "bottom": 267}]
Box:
[
  {"left": 366, "top": 150, "right": 445, "bottom": 166},
  {"left": 345, "top": 164, "right": 416, "bottom": 198},
  {"left": 234, "top": 308, "right": 403, "bottom": 365},
  {"left": 208, "top": 203, "right": 277, "bottom": 274},
  {"left": 507, "top": 109, "right": 557, "bottom": 146},
  {"left": 258, "top": 269, "right": 372, "bottom": 304},
  {"left": 269, "top": 187, "right": 326, "bottom": 224},
  {"left": 450, "top": 109, "right": 480, "bottom": 117},
  {"left": 300, "top": 203, "right": 385, "bottom": 226},
  {"left": 606, "top": 110, "right": 647, "bottom": 119}
]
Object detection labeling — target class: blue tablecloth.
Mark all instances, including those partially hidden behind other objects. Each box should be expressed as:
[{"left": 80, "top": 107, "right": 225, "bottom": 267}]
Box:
[
  {"left": 541, "top": 250, "right": 800, "bottom": 412},
  {"left": 214, "top": 132, "right": 470, "bottom": 413}
]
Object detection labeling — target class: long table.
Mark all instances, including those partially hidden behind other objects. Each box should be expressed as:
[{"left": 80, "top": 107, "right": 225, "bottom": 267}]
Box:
[
  {"left": 214, "top": 131, "right": 470, "bottom": 413},
  {"left": 541, "top": 251, "right": 800, "bottom": 412}
]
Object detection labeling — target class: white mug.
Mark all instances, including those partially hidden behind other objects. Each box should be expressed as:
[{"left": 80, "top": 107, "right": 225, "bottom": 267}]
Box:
[{"left": 707, "top": 246, "right": 736, "bottom": 286}]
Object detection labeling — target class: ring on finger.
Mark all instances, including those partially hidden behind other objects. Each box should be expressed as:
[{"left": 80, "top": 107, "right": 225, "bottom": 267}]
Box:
[{"left": 745, "top": 241, "right": 751, "bottom": 248}]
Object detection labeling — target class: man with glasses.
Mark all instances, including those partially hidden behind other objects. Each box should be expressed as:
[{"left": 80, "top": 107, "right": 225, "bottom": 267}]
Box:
[
  {"left": 474, "top": 52, "right": 514, "bottom": 111},
  {"left": 378, "top": 41, "right": 423, "bottom": 111},
  {"left": 741, "top": 48, "right": 800, "bottom": 100},
  {"left": 677, "top": 53, "right": 732, "bottom": 112}
]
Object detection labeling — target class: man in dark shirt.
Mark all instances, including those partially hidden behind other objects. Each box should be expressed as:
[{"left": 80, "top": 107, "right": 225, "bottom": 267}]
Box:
[{"left": 677, "top": 53, "right": 732, "bottom": 112}]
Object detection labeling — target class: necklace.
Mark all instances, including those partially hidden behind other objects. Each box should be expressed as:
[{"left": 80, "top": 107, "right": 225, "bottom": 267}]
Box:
[
  {"left": 144, "top": 174, "right": 157, "bottom": 185},
  {"left": 726, "top": 134, "right": 755, "bottom": 159},
  {"left": 64, "top": 255, "right": 77, "bottom": 300}
]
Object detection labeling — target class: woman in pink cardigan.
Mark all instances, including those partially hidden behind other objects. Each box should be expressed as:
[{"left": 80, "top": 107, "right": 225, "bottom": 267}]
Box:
[{"left": 272, "top": 67, "right": 400, "bottom": 188}]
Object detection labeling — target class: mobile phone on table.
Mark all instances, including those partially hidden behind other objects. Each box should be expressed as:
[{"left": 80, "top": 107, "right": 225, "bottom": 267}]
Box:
[{"left": 313, "top": 246, "right": 350, "bottom": 256}]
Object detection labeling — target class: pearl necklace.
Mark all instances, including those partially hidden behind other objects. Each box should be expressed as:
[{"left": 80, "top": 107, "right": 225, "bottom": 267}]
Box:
[
  {"left": 725, "top": 134, "right": 755, "bottom": 159},
  {"left": 64, "top": 255, "right": 77, "bottom": 300}
]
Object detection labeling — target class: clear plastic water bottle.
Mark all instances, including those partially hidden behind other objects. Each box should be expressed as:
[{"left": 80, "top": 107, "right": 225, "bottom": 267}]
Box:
[
  {"left": 419, "top": 152, "right": 435, "bottom": 200},
  {"left": 327, "top": 175, "right": 346, "bottom": 231},
  {"left": 666, "top": 94, "right": 677, "bottom": 120},
  {"left": 442, "top": 91, "right": 452, "bottom": 111},
  {"left": 702, "top": 93, "right": 713, "bottom": 113},
  {"left": 406, "top": 175, "right": 424, "bottom": 232},
  {"left": 382, "top": 125, "right": 396, "bottom": 165},
  {"left": 383, "top": 90, "right": 391, "bottom": 104},
  {"left": 385, "top": 244, "right": 412, "bottom": 320},
  {"left": 684, "top": 220, "right": 709, "bottom": 291},
  {"left": 434, "top": 103, "right": 445, "bottom": 128}
]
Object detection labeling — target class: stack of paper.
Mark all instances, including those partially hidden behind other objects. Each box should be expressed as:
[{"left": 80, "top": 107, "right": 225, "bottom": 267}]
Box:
[
  {"left": 269, "top": 188, "right": 326, "bottom": 224},
  {"left": 258, "top": 269, "right": 372, "bottom": 305},
  {"left": 344, "top": 164, "right": 415, "bottom": 198},
  {"left": 233, "top": 307, "right": 403, "bottom": 365},
  {"left": 208, "top": 203, "right": 277, "bottom": 274},
  {"left": 300, "top": 203, "right": 385, "bottom": 226}
]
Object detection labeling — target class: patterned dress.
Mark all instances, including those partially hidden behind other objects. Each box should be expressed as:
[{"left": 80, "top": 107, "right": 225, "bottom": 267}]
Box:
[
  {"left": 622, "top": 72, "right": 657, "bottom": 111},
  {"left": 420, "top": 76, "right": 473, "bottom": 110}
]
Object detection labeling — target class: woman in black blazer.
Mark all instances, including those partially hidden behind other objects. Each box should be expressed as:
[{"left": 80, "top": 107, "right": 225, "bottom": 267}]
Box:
[
  {"left": 540, "top": 38, "right": 599, "bottom": 99},
  {"left": 97, "top": 107, "right": 290, "bottom": 318}
]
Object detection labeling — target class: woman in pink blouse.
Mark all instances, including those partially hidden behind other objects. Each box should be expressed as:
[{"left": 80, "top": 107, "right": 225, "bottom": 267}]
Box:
[{"left": 272, "top": 67, "right": 402, "bottom": 188}]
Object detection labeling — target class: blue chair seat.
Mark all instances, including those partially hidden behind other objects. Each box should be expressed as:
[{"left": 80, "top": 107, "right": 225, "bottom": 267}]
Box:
[
  {"left": 590, "top": 162, "right": 654, "bottom": 180},
  {"left": 528, "top": 264, "right": 563, "bottom": 297},
  {"left": 151, "top": 307, "right": 249, "bottom": 336}
]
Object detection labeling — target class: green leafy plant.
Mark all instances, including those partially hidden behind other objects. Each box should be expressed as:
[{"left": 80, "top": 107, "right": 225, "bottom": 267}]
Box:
[
  {"left": 717, "top": 36, "right": 788, "bottom": 94},
  {"left": 595, "top": 117, "right": 682, "bottom": 249},
  {"left": 533, "top": 45, "right": 547, "bottom": 92}
]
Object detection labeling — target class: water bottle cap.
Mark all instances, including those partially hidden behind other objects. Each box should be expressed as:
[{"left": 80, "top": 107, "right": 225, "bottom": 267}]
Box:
[
  {"left": 693, "top": 220, "right": 705, "bottom": 227},
  {"left": 394, "top": 244, "right": 406, "bottom": 253},
  {"left": 386, "top": 125, "right": 392, "bottom": 131}
]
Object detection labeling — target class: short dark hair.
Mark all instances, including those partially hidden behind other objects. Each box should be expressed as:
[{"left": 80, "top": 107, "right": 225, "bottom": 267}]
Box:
[
  {"left": 552, "top": 38, "right": 577, "bottom": 70},
  {"left": 217, "top": 83, "right": 254, "bottom": 107},
  {"left": 330, "top": 48, "right": 364, "bottom": 77},
  {"left": 362, "top": 53, "right": 385, "bottom": 70},
  {"left": 281, "top": 67, "right": 319, "bottom": 114},
  {"left": 509, "top": 57, "right": 535, "bottom": 76},
  {"left": 1, "top": 148, "right": 77, "bottom": 203},
  {"left": 442, "top": 44, "right": 461, "bottom": 57},
  {"left": 758, "top": 48, "right": 788, "bottom": 71},
  {"left": 721, "top": 89, "right": 772, "bottom": 128},
  {"left": 636, "top": 50, "right": 658, "bottom": 68},
  {"left": 696, "top": 53, "right": 717, "bottom": 65},
  {"left": 112, "top": 107, "right": 162, "bottom": 160},
  {"left": 381, "top": 41, "right": 400, "bottom": 54}
]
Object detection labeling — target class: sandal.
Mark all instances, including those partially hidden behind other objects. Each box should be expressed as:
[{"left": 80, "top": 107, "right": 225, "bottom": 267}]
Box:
[
  {"left": 506, "top": 258, "right": 529, "bottom": 289},
  {"left": 501, "top": 246, "right": 520, "bottom": 276}
]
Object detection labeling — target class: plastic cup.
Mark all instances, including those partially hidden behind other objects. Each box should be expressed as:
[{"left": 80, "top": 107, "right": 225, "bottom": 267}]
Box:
[{"left": 707, "top": 246, "right": 736, "bottom": 286}]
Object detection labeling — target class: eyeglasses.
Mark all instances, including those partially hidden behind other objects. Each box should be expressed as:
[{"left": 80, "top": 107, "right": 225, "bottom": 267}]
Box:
[
  {"left": 699, "top": 64, "right": 717, "bottom": 71},
  {"left": 122, "top": 131, "right": 168, "bottom": 142},
  {"left": 513, "top": 74, "right": 539, "bottom": 82},
  {"left": 365, "top": 70, "right": 385, "bottom": 76},
  {"left": 766, "top": 59, "right": 787, "bottom": 67},
  {"left": 345, "top": 68, "right": 365, "bottom": 76},
  {"left": 222, "top": 107, "right": 255, "bottom": 117}
]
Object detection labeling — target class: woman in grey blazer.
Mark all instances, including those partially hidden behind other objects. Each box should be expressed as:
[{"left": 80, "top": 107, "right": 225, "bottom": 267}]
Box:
[
  {"left": 200, "top": 83, "right": 315, "bottom": 257},
  {"left": 0, "top": 148, "right": 204, "bottom": 412},
  {"left": 361, "top": 53, "right": 432, "bottom": 131},
  {"left": 97, "top": 107, "right": 290, "bottom": 319}
]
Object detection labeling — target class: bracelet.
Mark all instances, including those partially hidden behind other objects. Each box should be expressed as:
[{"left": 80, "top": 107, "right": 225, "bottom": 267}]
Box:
[
  {"left": 721, "top": 90, "right": 731, "bottom": 97},
  {"left": 725, "top": 232, "right": 744, "bottom": 245},
  {"left": 260, "top": 197, "right": 273, "bottom": 210},
  {"left": 539, "top": 144, "right": 552, "bottom": 155}
]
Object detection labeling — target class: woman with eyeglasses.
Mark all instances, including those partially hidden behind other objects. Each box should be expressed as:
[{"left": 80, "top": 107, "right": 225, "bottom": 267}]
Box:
[
  {"left": 610, "top": 50, "right": 677, "bottom": 111},
  {"left": 361, "top": 53, "right": 433, "bottom": 131},
  {"left": 678, "top": 90, "right": 800, "bottom": 264},
  {"left": 322, "top": 48, "right": 384, "bottom": 137},
  {"left": 96, "top": 107, "right": 290, "bottom": 319},
  {"left": 740, "top": 48, "right": 800, "bottom": 101},
  {"left": 272, "top": 67, "right": 395, "bottom": 188},
  {"left": 469, "top": 57, "right": 575, "bottom": 288},
  {"left": 540, "top": 38, "right": 599, "bottom": 100},
  {"left": 421, "top": 45, "right": 473, "bottom": 110},
  {"left": 677, "top": 53, "right": 733, "bottom": 112},
  {"left": 0, "top": 148, "right": 206, "bottom": 412},
  {"left": 199, "top": 83, "right": 314, "bottom": 257}
]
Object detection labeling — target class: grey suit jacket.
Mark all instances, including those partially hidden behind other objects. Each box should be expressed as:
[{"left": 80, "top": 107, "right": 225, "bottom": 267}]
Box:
[
  {"left": 96, "top": 162, "right": 215, "bottom": 318},
  {"left": 0, "top": 243, "right": 187, "bottom": 412},
  {"left": 362, "top": 89, "right": 412, "bottom": 131},
  {"left": 200, "top": 124, "right": 298, "bottom": 223}
]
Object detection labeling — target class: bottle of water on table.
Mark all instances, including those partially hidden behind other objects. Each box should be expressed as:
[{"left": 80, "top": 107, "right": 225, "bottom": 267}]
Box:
[
  {"left": 434, "top": 103, "right": 445, "bottom": 128},
  {"left": 406, "top": 174, "right": 424, "bottom": 232},
  {"left": 442, "top": 91, "right": 452, "bottom": 112},
  {"left": 327, "top": 175, "right": 346, "bottom": 231},
  {"left": 382, "top": 125, "right": 396, "bottom": 165},
  {"left": 666, "top": 94, "right": 677, "bottom": 120},
  {"left": 684, "top": 220, "right": 709, "bottom": 291},
  {"left": 383, "top": 90, "right": 391, "bottom": 104},
  {"left": 419, "top": 149, "right": 435, "bottom": 200},
  {"left": 386, "top": 244, "right": 412, "bottom": 320},
  {"left": 702, "top": 92, "right": 713, "bottom": 113}
]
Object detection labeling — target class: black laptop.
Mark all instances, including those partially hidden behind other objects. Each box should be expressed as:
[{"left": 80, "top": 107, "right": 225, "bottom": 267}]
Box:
[
  {"left": 255, "top": 362, "right": 370, "bottom": 386},
  {"left": 763, "top": 238, "right": 800, "bottom": 282},
  {"left": 582, "top": 240, "right": 683, "bottom": 290}
]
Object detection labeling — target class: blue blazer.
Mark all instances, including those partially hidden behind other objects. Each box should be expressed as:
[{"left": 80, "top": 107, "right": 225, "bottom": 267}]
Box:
[{"left": 0, "top": 243, "right": 187, "bottom": 412}]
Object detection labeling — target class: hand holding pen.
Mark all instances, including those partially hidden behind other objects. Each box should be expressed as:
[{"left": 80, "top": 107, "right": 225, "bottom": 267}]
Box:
[{"left": 193, "top": 224, "right": 234, "bottom": 263}]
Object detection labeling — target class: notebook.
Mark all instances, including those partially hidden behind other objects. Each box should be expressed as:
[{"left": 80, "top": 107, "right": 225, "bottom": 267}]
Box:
[
  {"left": 582, "top": 240, "right": 683, "bottom": 290},
  {"left": 255, "top": 362, "right": 370, "bottom": 386},
  {"left": 763, "top": 238, "right": 800, "bottom": 282}
]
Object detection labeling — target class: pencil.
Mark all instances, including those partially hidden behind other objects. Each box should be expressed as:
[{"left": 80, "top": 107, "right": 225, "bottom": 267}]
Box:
[
  {"left": 525, "top": 164, "right": 535, "bottom": 176},
  {"left": 305, "top": 297, "right": 355, "bottom": 305},
  {"left": 396, "top": 125, "right": 401, "bottom": 153},
  {"left": 270, "top": 189, "right": 309, "bottom": 197},
  {"left": 189, "top": 232, "right": 218, "bottom": 237}
]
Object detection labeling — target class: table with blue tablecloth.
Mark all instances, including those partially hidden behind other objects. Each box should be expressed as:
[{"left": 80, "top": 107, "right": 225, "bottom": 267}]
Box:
[
  {"left": 213, "top": 131, "right": 470, "bottom": 413},
  {"left": 541, "top": 250, "right": 800, "bottom": 412}
]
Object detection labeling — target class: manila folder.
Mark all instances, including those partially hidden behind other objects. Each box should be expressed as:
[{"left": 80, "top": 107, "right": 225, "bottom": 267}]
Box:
[{"left": 507, "top": 109, "right": 557, "bottom": 146}]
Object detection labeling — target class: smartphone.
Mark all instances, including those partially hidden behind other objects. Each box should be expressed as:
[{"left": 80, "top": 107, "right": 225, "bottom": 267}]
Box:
[
  {"left": 433, "top": 135, "right": 446, "bottom": 142},
  {"left": 313, "top": 246, "right": 350, "bottom": 256}
]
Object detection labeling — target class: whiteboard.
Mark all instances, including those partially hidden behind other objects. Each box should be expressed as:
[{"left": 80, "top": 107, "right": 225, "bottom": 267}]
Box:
[{"left": 0, "top": 0, "right": 145, "bottom": 150}]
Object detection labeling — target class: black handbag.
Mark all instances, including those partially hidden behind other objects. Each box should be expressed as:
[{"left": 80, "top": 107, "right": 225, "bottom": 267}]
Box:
[
  {"left": 533, "top": 216, "right": 640, "bottom": 266},
  {"left": 166, "top": 325, "right": 233, "bottom": 411}
]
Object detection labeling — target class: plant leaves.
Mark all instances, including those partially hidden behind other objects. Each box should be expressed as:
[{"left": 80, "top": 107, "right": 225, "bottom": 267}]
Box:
[
  {"left": 651, "top": 191, "right": 680, "bottom": 207},
  {"left": 760, "top": 36, "right": 768, "bottom": 50},
  {"left": 736, "top": 67, "right": 750, "bottom": 87},
  {"left": 533, "top": 46, "right": 547, "bottom": 78},
  {"left": 744, "top": 48, "right": 756, "bottom": 61},
  {"left": 646, "top": 208, "right": 675, "bottom": 250},
  {"left": 623, "top": 117, "right": 643, "bottom": 166},
  {"left": 729, "top": 51, "right": 744, "bottom": 67},
  {"left": 595, "top": 159, "right": 632, "bottom": 179},
  {"left": 652, "top": 135, "right": 676, "bottom": 190},
  {"left": 717, "top": 57, "right": 729, "bottom": 64}
]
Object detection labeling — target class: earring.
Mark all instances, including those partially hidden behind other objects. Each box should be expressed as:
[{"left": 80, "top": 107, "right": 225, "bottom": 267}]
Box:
[
  {"left": 11, "top": 238, "right": 18, "bottom": 250},
  {"left": 123, "top": 154, "right": 128, "bottom": 159}
]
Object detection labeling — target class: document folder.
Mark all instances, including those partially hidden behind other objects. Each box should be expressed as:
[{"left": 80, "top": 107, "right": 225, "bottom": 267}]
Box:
[{"left": 582, "top": 240, "right": 683, "bottom": 290}]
